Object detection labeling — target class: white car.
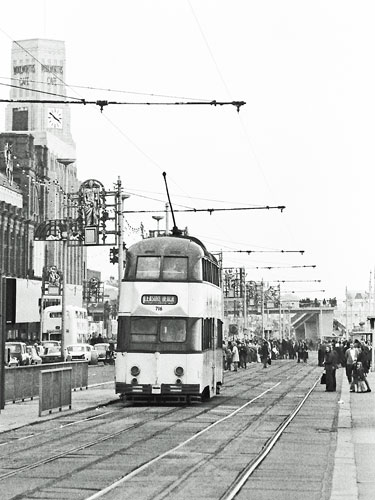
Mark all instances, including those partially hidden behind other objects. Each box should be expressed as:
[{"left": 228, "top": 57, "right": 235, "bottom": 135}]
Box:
[
  {"left": 26, "top": 345, "right": 42, "bottom": 365},
  {"left": 65, "top": 344, "right": 98, "bottom": 365}
]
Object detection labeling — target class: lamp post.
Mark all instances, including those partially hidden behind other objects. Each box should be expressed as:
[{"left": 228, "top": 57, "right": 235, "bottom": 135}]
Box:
[
  {"left": 152, "top": 215, "right": 164, "bottom": 236},
  {"left": 56, "top": 159, "right": 75, "bottom": 362},
  {"left": 117, "top": 183, "right": 130, "bottom": 287},
  {"left": 60, "top": 229, "right": 68, "bottom": 361}
]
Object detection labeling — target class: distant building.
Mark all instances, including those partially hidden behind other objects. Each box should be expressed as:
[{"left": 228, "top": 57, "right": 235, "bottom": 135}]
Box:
[{"left": 334, "top": 290, "right": 371, "bottom": 333}]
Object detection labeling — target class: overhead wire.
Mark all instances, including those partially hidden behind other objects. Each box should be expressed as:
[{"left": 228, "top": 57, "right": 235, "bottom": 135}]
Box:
[
  {"left": 0, "top": 76, "right": 212, "bottom": 101},
  {"left": 187, "top": 1, "right": 302, "bottom": 254}
]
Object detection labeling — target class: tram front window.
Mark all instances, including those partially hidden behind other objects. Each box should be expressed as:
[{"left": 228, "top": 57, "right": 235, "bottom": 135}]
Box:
[
  {"left": 136, "top": 257, "right": 160, "bottom": 279},
  {"left": 162, "top": 257, "right": 188, "bottom": 281},
  {"left": 130, "top": 318, "right": 158, "bottom": 343},
  {"left": 160, "top": 319, "right": 186, "bottom": 342}
]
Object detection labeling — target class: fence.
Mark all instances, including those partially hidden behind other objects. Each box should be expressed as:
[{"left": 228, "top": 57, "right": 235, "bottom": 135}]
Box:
[
  {"left": 39, "top": 367, "right": 72, "bottom": 416},
  {"left": 4, "top": 361, "right": 88, "bottom": 403}
]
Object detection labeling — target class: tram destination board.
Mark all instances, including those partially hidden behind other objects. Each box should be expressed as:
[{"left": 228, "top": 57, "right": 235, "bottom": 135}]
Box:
[{"left": 141, "top": 294, "right": 178, "bottom": 305}]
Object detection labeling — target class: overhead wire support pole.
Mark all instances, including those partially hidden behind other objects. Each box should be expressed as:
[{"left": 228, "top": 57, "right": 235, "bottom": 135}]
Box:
[
  {"left": 122, "top": 205, "right": 286, "bottom": 214},
  {"left": 222, "top": 250, "right": 305, "bottom": 255},
  {"left": 0, "top": 97, "right": 246, "bottom": 113},
  {"left": 247, "top": 265, "right": 316, "bottom": 270}
]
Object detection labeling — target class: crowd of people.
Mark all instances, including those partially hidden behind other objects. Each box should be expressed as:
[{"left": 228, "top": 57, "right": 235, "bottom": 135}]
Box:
[
  {"left": 319, "top": 339, "right": 372, "bottom": 393},
  {"left": 223, "top": 337, "right": 312, "bottom": 371}
]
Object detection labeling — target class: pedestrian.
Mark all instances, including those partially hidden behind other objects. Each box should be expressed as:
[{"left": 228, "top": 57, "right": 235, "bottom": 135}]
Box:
[
  {"left": 225, "top": 342, "right": 233, "bottom": 371},
  {"left": 239, "top": 343, "right": 247, "bottom": 369},
  {"left": 324, "top": 345, "right": 337, "bottom": 392},
  {"left": 352, "top": 361, "right": 368, "bottom": 392},
  {"left": 345, "top": 341, "right": 359, "bottom": 392},
  {"left": 318, "top": 341, "right": 326, "bottom": 367},
  {"left": 260, "top": 339, "right": 270, "bottom": 369},
  {"left": 232, "top": 342, "right": 239, "bottom": 372},
  {"left": 357, "top": 344, "right": 371, "bottom": 392}
]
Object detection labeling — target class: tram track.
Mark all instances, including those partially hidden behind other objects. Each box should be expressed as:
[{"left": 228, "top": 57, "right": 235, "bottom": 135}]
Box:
[
  {"left": 110, "top": 364, "right": 320, "bottom": 500},
  {"left": 220, "top": 374, "right": 321, "bottom": 500},
  {"left": 0, "top": 358, "right": 292, "bottom": 453},
  {"left": 1, "top": 360, "right": 322, "bottom": 500}
]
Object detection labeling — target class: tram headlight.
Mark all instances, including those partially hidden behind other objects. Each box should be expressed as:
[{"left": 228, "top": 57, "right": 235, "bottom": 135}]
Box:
[
  {"left": 130, "top": 366, "right": 140, "bottom": 377},
  {"left": 174, "top": 366, "right": 184, "bottom": 377}
]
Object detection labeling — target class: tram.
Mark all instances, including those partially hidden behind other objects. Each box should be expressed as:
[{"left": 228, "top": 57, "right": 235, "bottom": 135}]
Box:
[{"left": 115, "top": 234, "right": 224, "bottom": 402}]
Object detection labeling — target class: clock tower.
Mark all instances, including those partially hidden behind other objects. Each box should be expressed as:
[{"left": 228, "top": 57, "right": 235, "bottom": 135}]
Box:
[{"left": 5, "top": 39, "right": 75, "bottom": 148}]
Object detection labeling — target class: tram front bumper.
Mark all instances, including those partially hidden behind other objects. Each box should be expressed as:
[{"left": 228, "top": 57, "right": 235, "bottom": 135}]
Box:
[{"left": 116, "top": 382, "right": 200, "bottom": 396}]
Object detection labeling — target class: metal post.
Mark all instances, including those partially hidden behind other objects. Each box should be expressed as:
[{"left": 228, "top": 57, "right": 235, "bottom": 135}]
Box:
[
  {"left": 345, "top": 286, "right": 348, "bottom": 340},
  {"left": 278, "top": 284, "right": 282, "bottom": 340},
  {"left": 61, "top": 237, "right": 67, "bottom": 361},
  {"left": 0, "top": 277, "right": 5, "bottom": 410},
  {"left": 261, "top": 279, "right": 265, "bottom": 339},
  {"left": 117, "top": 177, "right": 123, "bottom": 287},
  {"left": 165, "top": 203, "right": 169, "bottom": 233},
  {"left": 243, "top": 269, "right": 247, "bottom": 334}
]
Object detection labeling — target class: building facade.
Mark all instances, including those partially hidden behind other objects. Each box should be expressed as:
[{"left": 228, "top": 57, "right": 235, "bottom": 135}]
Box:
[{"left": 0, "top": 38, "right": 87, "bottom": 342}]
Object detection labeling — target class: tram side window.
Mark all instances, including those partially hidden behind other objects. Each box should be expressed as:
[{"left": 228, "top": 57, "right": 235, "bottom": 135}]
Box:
[
  {"left": 202, "top": 318, "right": 214, "bottom": 350},
  {"left": 162, "top": 257, "right": 188, "bottom": 281},
  {"left": 130, "top": 318, "right": 158, "bottom": 343},
  {"left": 160, "top": 319, "right": 186, "bottom": 342},
  {"left": 136, "top": 256, "right": 161, "bottom": 279},
  {"left": 217, "top": 319, "right": 223, "bottom": 347},
  {"left": 202, "top": 259, "right": 220, "bottom": 286}
]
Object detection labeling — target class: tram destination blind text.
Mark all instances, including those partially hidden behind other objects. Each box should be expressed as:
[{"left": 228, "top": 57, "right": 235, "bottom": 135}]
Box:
[{"left": 141, "top": 294, "right": 178, "bottom": 305}]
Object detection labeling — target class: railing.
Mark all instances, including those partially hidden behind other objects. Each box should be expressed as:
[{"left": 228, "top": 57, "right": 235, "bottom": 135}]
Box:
[
  {"left": 39, "top": 367, "right": 72, "bottom": 416},
  {"left": 4, "top": 361, "right": 88, "bottom": 404}
]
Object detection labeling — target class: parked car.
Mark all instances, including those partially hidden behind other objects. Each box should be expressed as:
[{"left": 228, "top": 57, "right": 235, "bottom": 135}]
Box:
[
  {"left": 5, "top": 342, "right": 31, "bottom": 366},
  {"left": 93, "top": 343, "right": 110, "bottom": 363},
  {"left": 41, "top": 346, "right": 63, "bottom": 364},
  {"left": 65, "top": 344, "right": 98, "bottom": 365},
  {"left": 41, "top": 340, "right": 61, "bottom": 349},
  {"left": 26, "top": 345, "right": 42, "bottom": 365}
]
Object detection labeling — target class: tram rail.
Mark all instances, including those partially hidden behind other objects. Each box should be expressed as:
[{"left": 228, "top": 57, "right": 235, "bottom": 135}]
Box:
[{"left": 0, "top": 360, "right": 324, "bottom": 500}]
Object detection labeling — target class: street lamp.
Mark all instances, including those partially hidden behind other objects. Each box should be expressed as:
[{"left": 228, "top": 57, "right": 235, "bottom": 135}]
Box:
[
  {"left": 118, "top": 190, "right": 130, "bottom": 286},
  {"left": 56, "top": 159, "right": 75, "bottom": 362},
  {"left": 60, "top": 228, "right": 68, "bottom": 361},
  {"left": 152, "top": 215, "right": 164, "bottom": 235}
]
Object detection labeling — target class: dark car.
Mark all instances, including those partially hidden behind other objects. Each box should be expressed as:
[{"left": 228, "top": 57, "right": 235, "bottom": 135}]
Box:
[
  {"left": 93, "top": 343, "right": 110, "bottom": 363},
  {"left": 5, "top": 342, "right": 31, "bottom": 366},
  {"left": 41, "top": 346, "right": 63, "bottom": 364}
]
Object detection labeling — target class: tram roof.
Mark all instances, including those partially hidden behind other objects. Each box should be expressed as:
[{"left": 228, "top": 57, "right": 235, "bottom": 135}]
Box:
[{"left": 128, "top": 235, "right": 217, "bottom": 262}]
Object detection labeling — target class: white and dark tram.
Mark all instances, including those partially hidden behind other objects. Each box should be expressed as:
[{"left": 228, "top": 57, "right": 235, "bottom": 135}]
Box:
[{"left": 115, "top": 234, "right": 224, "bottom": 403}]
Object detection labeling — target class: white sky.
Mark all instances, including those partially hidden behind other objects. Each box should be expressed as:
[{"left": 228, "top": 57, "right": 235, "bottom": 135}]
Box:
[{"left": 1, "top": 1, "right": 375, "bottom": 300}]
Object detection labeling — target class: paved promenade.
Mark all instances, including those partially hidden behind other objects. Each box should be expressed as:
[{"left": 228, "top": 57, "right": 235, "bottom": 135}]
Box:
[
  {"left": 330, "top": 369, "right": 375, "bottom": 500},
  {"left": 0, "top": 380, "right": 118, "bottom": 433},
  {"left": 1, "top": 368, "right": 375, "bottom": 499}
]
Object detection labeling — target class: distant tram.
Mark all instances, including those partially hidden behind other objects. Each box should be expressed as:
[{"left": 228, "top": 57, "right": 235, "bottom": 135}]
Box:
[{"left": 115, "top": 234, "right": 224, "bottom": 402}]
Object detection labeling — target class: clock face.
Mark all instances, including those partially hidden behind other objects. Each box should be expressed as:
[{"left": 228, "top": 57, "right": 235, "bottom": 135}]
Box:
[{"left": 47, "top": 108, "right": 63, "bottom": 129}]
